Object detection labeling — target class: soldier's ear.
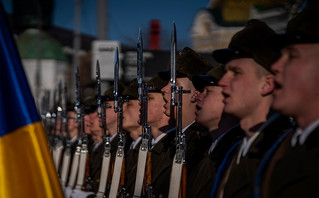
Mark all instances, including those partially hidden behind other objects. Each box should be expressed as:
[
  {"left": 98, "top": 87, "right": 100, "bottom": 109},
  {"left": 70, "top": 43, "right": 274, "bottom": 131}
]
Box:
[
  {"left": 190, "top": 90, "right": 198, "bottom": 103},
  {"left": 261, "top": 75, "right": 275, "bottom": 96}
]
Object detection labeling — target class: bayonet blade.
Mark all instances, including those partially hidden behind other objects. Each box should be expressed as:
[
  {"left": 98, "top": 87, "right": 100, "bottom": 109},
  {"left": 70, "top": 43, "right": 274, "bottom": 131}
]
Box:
[
  {"left": 96, "top": 60, "right": 102, "bottom": 118},
  {"left": 63, "top": 83, "right": 69, "bottom": 139},
  {"left": 75, "top": 66, "right": 81, "bottom": 123},
  {"left": 137, "top": 28, "right": 143, "bottom": 102},
  {"left": 114, "top": 48, "right": 119, "bottom": 112},
  {"left": 170, "top": 22, "right": 177, "bottom": 106},
  {"left": 57, "top": 80, "right": 63, "bottom": 113}
]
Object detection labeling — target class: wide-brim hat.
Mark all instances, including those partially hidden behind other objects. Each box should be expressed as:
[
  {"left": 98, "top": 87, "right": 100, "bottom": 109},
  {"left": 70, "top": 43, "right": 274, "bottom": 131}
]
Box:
[
  {"left": 192, "top": 65, "right": 226, "bottom": 92},
  {"left": 212, "top": 19, "right": 280, "bottom": 72},
  {"left": 147, "top": 74, "right": 168, "bottom": 92},
  {"left": 159, "top": 47, "right": 215, "bottom": 81},
  {"left": 83, "top": 96, "right": 98, "bottom": 114},
  {"left": 268, "top": 0, "right": 319, "bottom": 49},
  {"left": 123, "top": 79, "right": 139, "bottom": 100},
  {"left": 66, "top": 101, "right": 75, "bottom": 111},
  {"left": 101, "top": 82, "right": 126, "bottom": 102}
]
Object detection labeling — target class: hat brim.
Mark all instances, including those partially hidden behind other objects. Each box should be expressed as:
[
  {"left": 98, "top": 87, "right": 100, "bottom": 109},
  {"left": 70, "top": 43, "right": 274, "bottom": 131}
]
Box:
[
  {"left": 158, "top": 70, "right": 188, "bottom": 81},
  {"left": 268, "top": 33, "right": 319, "bottom": 50},
  {"left": 192, "top": 74, "right": 219, "bottom": 92},
  {"left": 212, "top": 48, "right": 251, "bottom": 64},
  {"left": 101, "top": 95, "right": 112, "bottom": 102}
]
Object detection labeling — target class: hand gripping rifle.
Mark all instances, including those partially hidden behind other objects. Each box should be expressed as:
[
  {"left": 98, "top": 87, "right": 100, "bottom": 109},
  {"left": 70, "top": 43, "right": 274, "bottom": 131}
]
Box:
[
  {"left": 133, "top": 28, "right": 153, "bottom": 198},
  {"left": 67, "top": 66, "right": 82, "bottom": 189},
  {"left": 109, "top": 48, "right": 126, "bottom": 198},
  {"left": 168, "top": 22, "right": 188, "bottom": 198},
  {"left": 53, "top": 80, "right": 65, "bottom": 171},
  {"left": 96, "top": 60, "right": 112, "bottom": 198},
  {"left": 61, "top": 83, "right": 72, "bottom": 186}
]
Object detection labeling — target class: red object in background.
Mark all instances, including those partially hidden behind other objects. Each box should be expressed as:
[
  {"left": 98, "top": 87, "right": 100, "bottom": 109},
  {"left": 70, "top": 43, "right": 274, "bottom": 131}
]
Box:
[{"left": 149, "top": 19, "right": 160, "bottom": 50}]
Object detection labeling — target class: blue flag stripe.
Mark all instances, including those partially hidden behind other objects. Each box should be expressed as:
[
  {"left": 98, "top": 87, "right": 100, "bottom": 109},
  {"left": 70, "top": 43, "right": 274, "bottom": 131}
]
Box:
[{"left": 0, "top": 6, "right": 40, "bottom": 137}]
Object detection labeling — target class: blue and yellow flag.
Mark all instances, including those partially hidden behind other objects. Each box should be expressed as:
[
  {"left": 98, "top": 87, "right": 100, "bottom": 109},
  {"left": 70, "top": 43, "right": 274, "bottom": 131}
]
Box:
[{"left": 0, "top": 5, "right": 64, "bottom": 198}]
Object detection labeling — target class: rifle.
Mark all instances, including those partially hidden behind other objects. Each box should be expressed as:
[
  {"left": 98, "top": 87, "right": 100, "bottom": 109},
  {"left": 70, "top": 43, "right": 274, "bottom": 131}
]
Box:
[
  {"left": 75, "top": 70, "right": 90, "bottom": 191},
  {"left": 53, "top": 80, "right": 65, "bottom": 172},
  {"left": 96, "top": 60, "right": 112, "bottom": 198},
  {"left": 168, "top": 22, "right": 188, "bottom": 198},
  {"left": 41, "top": 90, "right": 52, "bottom": 145},
  {"left": 61, "top": 83, "right": 72, "bottom": 186},
  {"left": 109, "top": 48, "right": 126, "bottom": 198},
  {"left": 49, "top": 89, "right": 57, "bottom": 153},
  {"left": 67, "top": 66, "right": 82, "bottom": 189},
  {"left": 133, "top": 28, "right": 153, "bottom": 197}
]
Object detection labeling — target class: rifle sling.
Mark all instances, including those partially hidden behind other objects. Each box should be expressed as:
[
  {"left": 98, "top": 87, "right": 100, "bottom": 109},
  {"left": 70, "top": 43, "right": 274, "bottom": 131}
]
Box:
[
  {"left": 67, "top": 147, "right": 81, "bottom": 189},
  {"left": 96, "top": 147, "right": 111, "bottom": 197},
  {"left": 75, "top": 145, "right": 89, "bottom": 190},
  {"left": 133, "top": 139, "right": 149, "bottom": 196},
  {"left": 60, "top": 147, "right": 71, "bottom": 186},
  {"left": 53, "top": 140, "right": 64, "bottom": 170},
  {"left": 168, "top": 150, "right": 184, "bottom": 198},
  {"left": 109, "top": 146, "right": 124, "bottom": 198}
]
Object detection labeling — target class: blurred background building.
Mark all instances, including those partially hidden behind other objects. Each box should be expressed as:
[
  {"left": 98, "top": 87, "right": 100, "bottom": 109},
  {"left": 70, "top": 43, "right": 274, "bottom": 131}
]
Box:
[{"left": 1, "top": 0, "right": 306, "bottom": 113}]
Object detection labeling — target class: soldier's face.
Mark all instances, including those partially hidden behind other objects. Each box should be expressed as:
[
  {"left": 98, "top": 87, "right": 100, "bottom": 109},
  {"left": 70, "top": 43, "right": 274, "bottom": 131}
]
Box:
[
  {"left": 89, "top": 111, "right": 103, "bottom": 142},
  {"left": 161, "top": 82, "right": 172, "bottom": 116},
  {"left": 123, "top": 100, "right": 140, "bottom": 130},
  {"left": 55, "top": 119, "right": 62, "bottom": 135},
  {"left": 67, "top": 111, "right": 77, "bottom": 131},
  {"left": 195, "top": 86, "right": 224, "bottom": 128},
  {"left": 218, "top": 58, "right": 266, "bottom": 119},
  {"left": 271, "top": 44, "right": 319, "bottom": 126},
  {"left": 84, "top": 114, "right": 92, "bottom": 134},
  {"left": 161, "top": 77, "right": 196, "bottom": 118},
  {"left": 98, "top": 101, "right": 117, "bottom": 133},
  {"left": 146, "top": 92, "right": 167, "bottom": 125}
]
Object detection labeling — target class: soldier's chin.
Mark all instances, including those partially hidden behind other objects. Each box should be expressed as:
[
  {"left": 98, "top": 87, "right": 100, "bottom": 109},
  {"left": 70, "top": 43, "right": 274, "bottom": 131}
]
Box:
[
  {"left": 164, "top": 109, "right": 170, "bottom": 117},
  {"left": 271, "top": 97, "right": 285, "bottom": 113}
]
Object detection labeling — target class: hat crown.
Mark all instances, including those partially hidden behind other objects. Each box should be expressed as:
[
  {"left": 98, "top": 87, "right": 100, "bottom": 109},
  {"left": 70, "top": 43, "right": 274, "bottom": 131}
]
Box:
[
  {"left": 176, "top": 47, "right": 215, "bottom": 80},
  {"left": 229, "top": 19, "right": 275, "bottom": 54},
  {"left": 103, "top": 82, "right": 126, "bottom": 101},
  {"left": 286, "top": 0, "right": 319, "bottom": 42},
  {"left": 213, "top": 19, "right": 280, "bottom": 72},
  {"left": 206, "top": 65, "right": 226, "bottom": 80},
  {"left": 147, "top": 75, "right": 167, "bottom": 92},
  {"left": 123, "top": 79, "right": 140, "bottom": 99}
]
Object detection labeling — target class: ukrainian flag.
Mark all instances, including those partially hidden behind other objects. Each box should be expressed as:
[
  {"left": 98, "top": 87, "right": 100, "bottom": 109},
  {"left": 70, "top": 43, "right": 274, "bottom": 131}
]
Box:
[{"left": 0, "top": 5, "right": 64, "bottom": 198}]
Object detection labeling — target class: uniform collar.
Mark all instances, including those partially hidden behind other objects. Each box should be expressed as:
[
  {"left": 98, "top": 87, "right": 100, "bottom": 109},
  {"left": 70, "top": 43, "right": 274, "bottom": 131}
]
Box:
[{"left": 292, "top": 119, "right": 319, "bottom": 147}]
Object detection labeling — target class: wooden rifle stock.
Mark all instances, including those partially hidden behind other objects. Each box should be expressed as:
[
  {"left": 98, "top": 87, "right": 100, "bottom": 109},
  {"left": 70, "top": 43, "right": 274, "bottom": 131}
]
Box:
[
  {"left": 146, "top": 152, "right": 152, "bottom": 185},
  {"left": 107, "top": 161, "right": 114, "bottom": 193},
  {"left": 119, "top": 157, "right": 126, "bottom": 197},
  {"left": 145, "top": 151, "right": 152, "bottom": 197},
  {"left": 180, "top": 165, "right": 187, "bottom": 198},
  {"left": 83, "top": 152, "right": 91, "bottom": 191}
]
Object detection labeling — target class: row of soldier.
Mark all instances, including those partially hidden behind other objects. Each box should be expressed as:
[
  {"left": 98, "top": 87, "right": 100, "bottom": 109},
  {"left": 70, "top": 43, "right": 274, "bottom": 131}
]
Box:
[{"left": 43, "top": 1, "right": 318, "bottom": 198}]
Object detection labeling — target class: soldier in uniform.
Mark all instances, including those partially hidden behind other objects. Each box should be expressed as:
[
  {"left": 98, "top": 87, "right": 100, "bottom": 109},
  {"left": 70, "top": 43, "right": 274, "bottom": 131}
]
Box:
[
  {"left": 99, "top": 83, "right": 126, "bottom": 195},
  {"left": 122, "top": 80, "right": 143, "bottom": 198},
  {"left": 66, "top": 102, "right": 79, "bottom": 157},
  {"left": 144, "top": 75, "right": 175, "bottom": 197},
  {"left": 82, "top": 97, "right": 100, "bottom": 192},
  {"left": 210, "top": 19, "right": 292, "bottom": 198},
  {"left": 88, "top": 102, "right": 104, "bottom": 194},
  {"left": 83, "top": 100, "right": 96, "bottom": 153},
  {"left": 255, "top": 1, "right": 319, "bottom": 197},
  {"left": 159, "top": 47, "right": 215, "bottom": 176},
  {"left": 187, "top": 65, "right": 244, "bottom": 198}
]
